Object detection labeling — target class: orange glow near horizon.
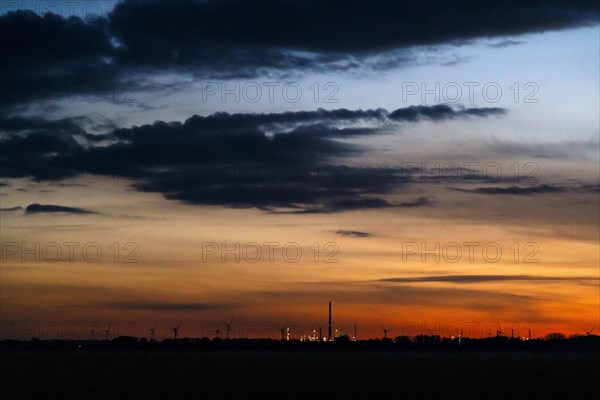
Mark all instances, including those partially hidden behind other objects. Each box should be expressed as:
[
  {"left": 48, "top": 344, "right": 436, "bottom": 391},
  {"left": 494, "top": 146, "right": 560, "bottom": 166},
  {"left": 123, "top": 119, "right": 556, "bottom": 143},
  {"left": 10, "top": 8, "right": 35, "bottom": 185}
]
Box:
[{"left": 1, "top": 184, "right": 598, "bottom": 340}]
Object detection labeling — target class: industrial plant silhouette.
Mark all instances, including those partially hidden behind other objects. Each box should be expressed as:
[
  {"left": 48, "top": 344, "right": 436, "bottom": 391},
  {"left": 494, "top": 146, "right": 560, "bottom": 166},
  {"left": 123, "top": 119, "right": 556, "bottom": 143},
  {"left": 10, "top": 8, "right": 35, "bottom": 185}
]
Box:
[
  {"left": 2, "top": 301, "right": 599, "bottom": 398},
  {"left": 2, "top": 301, "right": 598, "bottom": 350}
]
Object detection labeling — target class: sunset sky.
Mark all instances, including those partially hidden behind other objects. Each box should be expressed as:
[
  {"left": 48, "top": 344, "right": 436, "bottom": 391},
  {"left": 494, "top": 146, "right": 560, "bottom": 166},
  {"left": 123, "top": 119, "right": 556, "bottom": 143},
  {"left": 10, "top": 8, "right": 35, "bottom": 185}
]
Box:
[{"left": 1, "top": 0, "right": 599, "bottom": 340}]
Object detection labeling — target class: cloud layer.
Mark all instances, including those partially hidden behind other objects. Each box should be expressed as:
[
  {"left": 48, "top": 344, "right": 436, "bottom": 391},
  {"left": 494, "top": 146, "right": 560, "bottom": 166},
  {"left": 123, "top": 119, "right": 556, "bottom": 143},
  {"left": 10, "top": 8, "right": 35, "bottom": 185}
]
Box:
[
  {"left": 109, "top": 0, "right": 598, "bottom": 61},
  {"left": 379, "top": 275, "right": 598, "bottom": 284},
  {"left": 1, "top": 105, "right": 504, "bottom": 213},
  {"left": 25, "top": 203, "right": 97, "bottom": 214},
  {"left": 1, "top": 1, "right": 598, "bottom": 107}
]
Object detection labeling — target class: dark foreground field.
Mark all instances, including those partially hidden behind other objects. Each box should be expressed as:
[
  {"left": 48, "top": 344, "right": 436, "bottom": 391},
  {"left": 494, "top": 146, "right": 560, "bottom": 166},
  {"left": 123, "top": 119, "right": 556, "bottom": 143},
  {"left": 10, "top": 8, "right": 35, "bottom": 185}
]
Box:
[{"left": 2, "top": 348, "right": 599, "bottom": 395}]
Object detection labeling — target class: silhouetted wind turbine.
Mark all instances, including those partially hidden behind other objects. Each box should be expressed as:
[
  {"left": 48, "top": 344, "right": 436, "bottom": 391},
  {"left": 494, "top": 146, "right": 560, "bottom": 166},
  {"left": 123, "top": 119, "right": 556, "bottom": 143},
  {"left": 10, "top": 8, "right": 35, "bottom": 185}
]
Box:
[
  {"left": 215, "top": 327, "right": 221, "bottom": 339},
  {"left": 149, "top": 324, "right": 157, "bottom": 341},
  {"left": 223, "top": 319, "right": 234, "bottom": 339},
  {"left": 381, "top": 326, "right": 393, "bottom": 339},
  {"left": 103, "top": 323, "right": 111, "bottom": 340},
  {"left": 496, "top": 324, "right": 505, "bottom": 337},
  {"left": 584, "top": 328, "right": 595, "bottom": 336},
  {"left": 279, "top": 324, "right": 287, "bottom": 341},
  {"left": 172, "top": 323, "right": 181, "bottom": 339}
]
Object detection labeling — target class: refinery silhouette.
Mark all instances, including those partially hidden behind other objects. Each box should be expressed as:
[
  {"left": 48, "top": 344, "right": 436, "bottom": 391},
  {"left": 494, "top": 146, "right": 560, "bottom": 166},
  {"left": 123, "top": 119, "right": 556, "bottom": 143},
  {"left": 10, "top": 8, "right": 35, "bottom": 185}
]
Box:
[
  {"left": 2, "top": 301, "right": 598, "bottom": 351},
  {"left": 2, "top": 301, "right": 599, "bottom": 398}
]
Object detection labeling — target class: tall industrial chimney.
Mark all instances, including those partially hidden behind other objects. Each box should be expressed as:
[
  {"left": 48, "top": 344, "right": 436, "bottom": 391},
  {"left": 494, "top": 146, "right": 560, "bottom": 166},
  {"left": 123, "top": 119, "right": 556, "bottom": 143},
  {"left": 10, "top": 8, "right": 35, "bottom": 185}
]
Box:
[{"left": 328, "top": 301, "right": 332, "bottom": 341}]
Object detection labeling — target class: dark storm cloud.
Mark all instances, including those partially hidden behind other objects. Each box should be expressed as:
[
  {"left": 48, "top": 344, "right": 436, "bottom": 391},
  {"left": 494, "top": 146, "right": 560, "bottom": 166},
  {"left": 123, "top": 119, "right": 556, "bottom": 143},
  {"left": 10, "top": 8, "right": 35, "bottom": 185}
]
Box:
[
  {"left": 134, "top": 164, "right": 424, "bottom": 212},
  {"left": 336, "top": 230, "right": 371, "bottom": 238},
  {"left": 0, "top": 117, "right": 90, "bottom": 180},
  {"left": 0, "top": 10, "right": 110, "bottom": 68},
  {"left": 0, "top": 206, "right": 23, "bottom": 211},
  {"left": 456, "top": 184, "right": 569, "bottom": 195},
  {"left": 0, "top": 115, "right": 116, "bottom": 144},
  {"left": 579, "top": 184, "right": 600, "bottom": 193},
  {"left": 114, "top": 107, "right": 388, "bottom": 140},
  {"left": 0, "top": 105, "right": 503, "bottom": 213},
  {"left": 83, "top": 108, "right": 392, "bottom": 170},
  {"left": 0, "top": 104, "right": 526, "bottom": 212},
  {"left": 1, "top": 1, "right": 598, "bottom": 107},
  {"left": 0, "top": 115, "right": 88, "bottom": 134},
  {"left": 109, "top": 0, "right": 598, "bottom": 61},
  {"left": 25, "top": 203, "right": 97, "bottom": 214},
  {"left": 0, "top": 10, "right": 117, "bottom": 108},
  {"left": 379, "top": 275, "right": 598, "bottom": 284},
  {"left": 389, "top": 105, "right": 506, "bottom": 122}
]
